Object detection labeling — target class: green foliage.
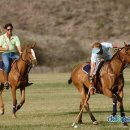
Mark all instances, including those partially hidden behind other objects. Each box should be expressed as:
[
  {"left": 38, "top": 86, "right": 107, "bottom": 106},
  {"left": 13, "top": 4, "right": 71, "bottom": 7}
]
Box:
[
  {"left": 35, "top": 39, "right": 88, "bottom": 67},
  {"left": 20, "top": 39, "right": 89, "bottom": 72}
]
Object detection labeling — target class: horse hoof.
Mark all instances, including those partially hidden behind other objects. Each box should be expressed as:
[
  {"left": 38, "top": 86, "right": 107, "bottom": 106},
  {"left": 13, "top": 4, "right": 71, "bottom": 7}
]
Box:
[
  {"left": 12, "top": 114, "right": 16, "bottom": 118},
  {"left": 0, "top": 112, "right": 4, "bottom": 115},
  {"left": 93, "top": 121, "right": 98, "bottom": 125},
  {"left": 0, "top": 110, "right": 4, "bottom": 115},
  {"left": 78, "top": 120, "right": 83, "bottom": 124},
  {"left": 124, "top": 125, "right": 128, "bottom": 128},
  {"left": 123, "top": 123, "right": 128, "bottom": 127}
]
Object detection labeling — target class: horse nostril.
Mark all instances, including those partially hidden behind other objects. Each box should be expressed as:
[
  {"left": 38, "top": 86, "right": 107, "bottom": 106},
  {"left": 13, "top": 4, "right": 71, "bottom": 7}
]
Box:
[
  {"left": 35, "top": 60, "right": 37, "bottom": 65},
  {"left": 32, "top": 60, "right": 37, "bottom": 66}
]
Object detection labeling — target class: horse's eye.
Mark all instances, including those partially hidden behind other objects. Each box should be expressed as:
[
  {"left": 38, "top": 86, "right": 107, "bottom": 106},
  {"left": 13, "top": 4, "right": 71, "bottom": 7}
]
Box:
[
  {"left": 125, "top": 48, "right": 128, "bottom": 51},
  {"left": 28, "top": 51, "right": 31, "bottom": 53}
]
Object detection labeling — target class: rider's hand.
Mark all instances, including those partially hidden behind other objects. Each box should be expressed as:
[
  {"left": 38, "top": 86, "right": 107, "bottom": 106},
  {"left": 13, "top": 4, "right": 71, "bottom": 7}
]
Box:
[
  {"left": 89, "top": 76, "right": 93, "bottom": 83},
  {"left": 19, "top": 52, "right": 22, "bottom": 56},
  {"left": 5, "top": 44, "right": 9, "bottom": 51}
]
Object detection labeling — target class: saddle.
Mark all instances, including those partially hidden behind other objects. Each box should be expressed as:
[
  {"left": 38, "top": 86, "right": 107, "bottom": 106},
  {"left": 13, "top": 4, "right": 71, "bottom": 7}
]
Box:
[
  {"left": 83, "top": 61, "right": 104, "bottom": 87},
  {"left": 0, "top": 59, "right": 18, "bottom": 71}
]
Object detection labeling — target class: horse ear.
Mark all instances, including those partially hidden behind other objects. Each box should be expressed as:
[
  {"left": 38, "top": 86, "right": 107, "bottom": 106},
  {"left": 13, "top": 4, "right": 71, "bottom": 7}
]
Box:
[
  {"left": 26, "top": 44, "right": 31, "bottom": 48},
  {"left": 124, "top": 42, "right": 128, "bottom": 47},
  {"left": 31, "top": 42, "right": 36, "bottom": 48},
  {"left": 25, "top": 43, "right": 36, "bottom": 49}
]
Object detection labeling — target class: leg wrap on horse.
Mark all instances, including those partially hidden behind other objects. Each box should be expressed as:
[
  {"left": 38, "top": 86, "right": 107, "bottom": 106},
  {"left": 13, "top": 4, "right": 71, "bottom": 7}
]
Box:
[
  {"left": 112, "top": 100, "right": 117, "bottom": 116},
  {"left": 12, "top": 105, "right": 17, "bottom": 113},
  {"left": 16, "top": 103, "right": 22, "bottom": 110},
  {"left": 120, "top": 106, "right": 125, "bottom": 117}
]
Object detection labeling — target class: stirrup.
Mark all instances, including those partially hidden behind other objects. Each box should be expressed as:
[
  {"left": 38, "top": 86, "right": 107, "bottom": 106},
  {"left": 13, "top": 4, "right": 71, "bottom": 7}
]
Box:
[
  {"left": 88, "top": 86, "right": 96, "bottom": 95},
  {"left": 4, "top": 82, "right": 9, "bottom": 90}
]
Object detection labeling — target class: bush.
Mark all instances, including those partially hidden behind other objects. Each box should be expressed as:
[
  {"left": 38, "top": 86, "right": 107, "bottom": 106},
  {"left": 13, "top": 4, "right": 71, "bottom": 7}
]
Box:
[{"left": 35, "top": 39, "right": 88, "bottom": 68}]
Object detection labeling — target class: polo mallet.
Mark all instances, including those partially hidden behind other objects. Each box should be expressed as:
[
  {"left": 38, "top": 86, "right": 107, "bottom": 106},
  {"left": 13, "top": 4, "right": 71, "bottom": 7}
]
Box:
[
  {"left": 72, "top": 97, "right": 88, "bottom": 127},
  {"left": 0, "top": 27, "right": 9, "bottom": 52},
  {"left": 0, "top": 26, "right": 7, "bottom": 45},
  {"left": 72, "top": 91, "right": 91, "bottom": 127},
  {"left": 72, "top": 86, "right": 96, "bottom": 127},
  {"left": 0, "top": 26, "right": 9, "bottom": 88}
]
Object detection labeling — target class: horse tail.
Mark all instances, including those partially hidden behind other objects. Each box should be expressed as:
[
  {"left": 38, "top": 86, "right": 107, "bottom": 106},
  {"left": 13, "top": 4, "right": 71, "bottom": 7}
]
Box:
[{"left": 68, "top": 77, "right": 72, "bottom": 84}]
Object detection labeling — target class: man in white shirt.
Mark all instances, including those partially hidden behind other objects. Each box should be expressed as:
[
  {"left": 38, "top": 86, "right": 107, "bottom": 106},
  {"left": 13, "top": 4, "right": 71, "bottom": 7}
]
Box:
[{"left": 89, "top": 42, "right": 120, "bottom": 94}]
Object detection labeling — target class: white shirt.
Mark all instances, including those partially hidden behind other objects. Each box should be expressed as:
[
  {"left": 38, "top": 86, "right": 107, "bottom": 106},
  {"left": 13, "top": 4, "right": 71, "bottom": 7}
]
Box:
[
  {"left": 101, "top": 42, "right": 113, "bottom": 61},
  {"left": 91, "top": 42, "right": 113, "bottom": 63}
]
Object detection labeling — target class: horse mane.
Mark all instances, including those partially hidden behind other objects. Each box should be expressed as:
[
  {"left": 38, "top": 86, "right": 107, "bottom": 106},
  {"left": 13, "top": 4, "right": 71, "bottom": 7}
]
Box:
[
  {"left": 110, "top": 44, "right": 130, "bottom": 61},
  {"left": 110, "top": 48, "right": 122, "bottom": 61},
  {"left": 108, "top": 46, "right": 126, "bottom": 62}
]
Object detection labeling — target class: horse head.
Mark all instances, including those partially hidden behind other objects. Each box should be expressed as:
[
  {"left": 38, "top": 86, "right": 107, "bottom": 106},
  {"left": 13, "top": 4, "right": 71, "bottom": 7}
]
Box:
[
  {"left": 120, "top": 43, "right": 130, "bottom": 64},
  {"left": 22, "top": 43, "right": 37, "bottom": 67}
]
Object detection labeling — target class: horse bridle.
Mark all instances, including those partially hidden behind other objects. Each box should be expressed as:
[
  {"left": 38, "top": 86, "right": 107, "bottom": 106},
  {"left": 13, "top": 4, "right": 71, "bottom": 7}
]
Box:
[
  {"left": 115, "top": 46, "right": 130, "bottom": 62},
  {"left": 14, "top": 50, "right": 35, "bottom": 80},
  {"left": 109, "top": 47, "right": 129, "bottom": 75},
  {"left": 117, "top": 46, "right": 130, "bottom": 70},
  {"left": 21, "top": 49, "right": 35, "bottom": 65},
  {"left": 124, "top": 46, "right": 130, "bottom": 56}
]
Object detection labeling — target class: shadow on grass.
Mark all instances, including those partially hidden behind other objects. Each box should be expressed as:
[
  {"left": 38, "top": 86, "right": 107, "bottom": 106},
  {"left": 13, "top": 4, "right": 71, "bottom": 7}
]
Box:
[
  {"left": 45, "top": 109, "right": 130, "bottom": 117},
  {"left": 63, "top": 110, "right": 112, "bottom": 115},
  {"left": 68, "top": 109, "right": 130, "bottom": 114}
]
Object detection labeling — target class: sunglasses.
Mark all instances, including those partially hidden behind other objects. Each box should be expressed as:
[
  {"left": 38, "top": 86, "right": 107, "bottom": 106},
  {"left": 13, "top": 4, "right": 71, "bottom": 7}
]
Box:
[{"left": 7, "top": 28, "right": 12, "bottom": 31}]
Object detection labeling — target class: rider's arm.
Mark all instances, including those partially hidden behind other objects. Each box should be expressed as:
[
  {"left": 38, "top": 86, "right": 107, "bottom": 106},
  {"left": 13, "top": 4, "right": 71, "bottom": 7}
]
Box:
[
  {"left": 102, "top": 42, "right": 120, "bottom": 49},
  {"left": 16, "top": 45, "right": 22, "bottom": 54},
  {"left": 0, "top": 35, "right": 9, "bottom": 51},
  {"left": 15, "top": 36, "right": 22, "bottom": 54},
  {"left": 90, "top": 61, "right": 96, "bottom": 77},
  {"left": 112, "top": 43, "right": 121, "bottom": 49},
  {"left": 0, "top": 45, "right": 9, "bottom": 51},
  {"left": 90, "top": 53, "right": 97, "bottom": 77}
]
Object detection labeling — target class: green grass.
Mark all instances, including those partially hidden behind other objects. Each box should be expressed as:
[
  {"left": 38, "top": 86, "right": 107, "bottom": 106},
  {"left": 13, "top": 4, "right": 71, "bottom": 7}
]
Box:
[{"left": 0, "top": 71, "right": 130, "bottom": 130}]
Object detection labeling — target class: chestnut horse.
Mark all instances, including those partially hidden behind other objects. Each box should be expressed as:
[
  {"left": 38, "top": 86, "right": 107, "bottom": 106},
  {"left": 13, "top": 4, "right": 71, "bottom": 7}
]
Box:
[
  {"left": 68, "top": 44, "right": 130, "bottom": 126},
  {"left": 0, "top": 69, "right": 11, "bottom": 114},
  {"left": 0, "top": 43, "right": 37, "bottom": 118}
]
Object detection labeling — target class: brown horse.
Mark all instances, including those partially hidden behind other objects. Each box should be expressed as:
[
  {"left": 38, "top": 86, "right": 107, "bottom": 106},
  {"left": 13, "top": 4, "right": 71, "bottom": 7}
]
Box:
[
  {"left": 0, "top": 69, "right": 11, "bottom": 114},
  {"left": 0, "top": 43, "right": 37, "bottom": 118},
  {"left": 68, "top": 43, "right": 130, "bottom": 126}
]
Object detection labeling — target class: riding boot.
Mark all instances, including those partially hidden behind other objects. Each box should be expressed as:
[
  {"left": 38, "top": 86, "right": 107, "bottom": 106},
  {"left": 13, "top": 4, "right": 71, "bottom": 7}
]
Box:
[
  {"left": 89, "top": 76, "right": 96, "bottom": 95},
  {"left": 4, "top": 73, "right": 9, "bottom": 90}
]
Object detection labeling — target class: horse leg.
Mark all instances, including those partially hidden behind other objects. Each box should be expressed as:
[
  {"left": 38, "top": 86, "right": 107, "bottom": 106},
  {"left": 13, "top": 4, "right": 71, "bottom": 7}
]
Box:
[
  {"left": 103, "top": 87, "right": 127, "bottom": 126},
  {"left": 117, "top": 91, "right": 128, "bottom": 126},
  {"left": 77, "top": 86, "right": 97, "bottom": 124},
  {"left": 112, "top": 94, "right": 117, "bottom": 116},
  {"left": 76, "top": 75, "right": 97, "bottom": 124},
  {"left": 76, "top": 83, "right": 86, "bottom": 124},
  {"left": 11, "top": 88, "right": 17, "bottom": 118},
  {"left": 84, "top": 99, "right": 97, "bottom": 125},
  {"left": 16, "top": 87, "right": 25, "bottom": 111},
  {"left": 112, "top": 73, "right": 124, "bottom": 116},
  {"left": 78, "top": 99, "right": 83, "bottom": 124},
  {"left": 78, "top": 95, "right": 90, "bottom": 124},
  {"left": 73, "top": 82, "right": 88, "bottom": 124},
  {"left": 0, "top": 89, "right": 4, "bottom": 115},
  {"left": 103, "top": 87, "right": 118, "bottom": 116}
]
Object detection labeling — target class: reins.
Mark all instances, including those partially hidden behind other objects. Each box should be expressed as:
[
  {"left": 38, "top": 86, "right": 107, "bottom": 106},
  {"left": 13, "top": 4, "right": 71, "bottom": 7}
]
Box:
[
  {"left": 12, "top": 51, "right": 33, "bottom": 81},
  {"left": 15, "top": 61, "right": 32, "bottom": 81},
  {"left": 21, "top": 51, "right": 34, "bottom": 65},
  {"left": 106, "top": 47, "right": 129, "bottom": 76}
]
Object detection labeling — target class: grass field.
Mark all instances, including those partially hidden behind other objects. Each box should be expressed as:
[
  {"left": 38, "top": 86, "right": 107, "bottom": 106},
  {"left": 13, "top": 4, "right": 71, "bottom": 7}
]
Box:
[{"left": 0, "top": 70, "right": 130, "bottom": 130}]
